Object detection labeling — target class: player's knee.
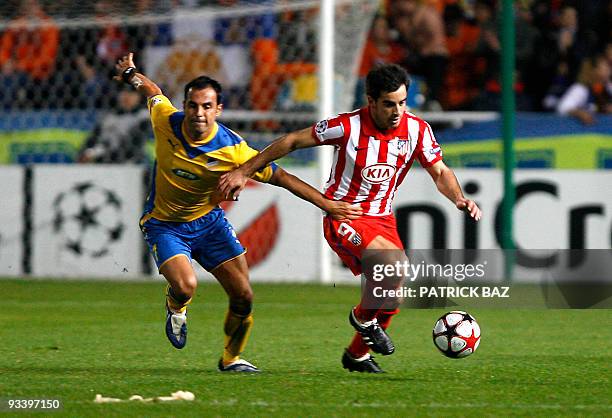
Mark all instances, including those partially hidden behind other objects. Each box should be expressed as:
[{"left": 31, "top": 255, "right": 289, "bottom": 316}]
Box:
[
  {"left": 175, "top": 275, "right": 198, "bottom": 299},
  {"left": 236, "top": 287, "right": 253, "bottom": 305},
  {"left": 230, "top": 288, "right": 253, "bottom": 315}
]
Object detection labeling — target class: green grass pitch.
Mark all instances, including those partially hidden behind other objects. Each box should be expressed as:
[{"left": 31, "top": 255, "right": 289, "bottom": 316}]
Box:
[{"left": 0, "top": 279, "right": 610, "bottom": 417}]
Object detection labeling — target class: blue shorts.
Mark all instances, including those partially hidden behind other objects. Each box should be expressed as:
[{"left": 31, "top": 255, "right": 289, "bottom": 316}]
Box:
[{"left": 141, "top": 207, "right": 245, "bottom": 271}]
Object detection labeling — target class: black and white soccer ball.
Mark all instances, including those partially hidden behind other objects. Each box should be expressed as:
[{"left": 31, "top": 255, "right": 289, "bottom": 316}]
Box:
[
  {"left": 432, "top": 311, "right": 481, "bottom": 358},
  {"left": 52, "top": 182, "right": 124, "bottom": 257}
]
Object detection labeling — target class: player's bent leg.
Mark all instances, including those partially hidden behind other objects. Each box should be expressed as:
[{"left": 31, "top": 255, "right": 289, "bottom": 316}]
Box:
[
  {"left": 211, "top": 254, "right": 260, "bottom": 373},
  {"left": 160, "top": 255, "right": 197, "bottom": 349},
  {"left": 346, "top": 304, "right": 399, "bottom": 358},
  {"left": 349, "top": 235, "right": 403, "bottom": 356},
  {"left": 349, "top": 306, "right": 395, "bottom": 355},
  {"left": 376, "top": 308, "right": 399, "bottom": 330}
]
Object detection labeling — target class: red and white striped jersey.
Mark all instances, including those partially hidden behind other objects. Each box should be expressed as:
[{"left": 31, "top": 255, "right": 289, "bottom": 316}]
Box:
[{"left": 311, "top": 107, "right": 443, "bottom": 216}]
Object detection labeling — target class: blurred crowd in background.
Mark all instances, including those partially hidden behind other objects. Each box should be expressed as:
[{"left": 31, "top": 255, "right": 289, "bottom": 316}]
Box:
[
  {"left": 0, "top": 0, "right": 610, "bottom": 165},
  {"left": 1, "top": 0, "right": 609, "bottom": 113},
  {"left": 360, "top": 0, "right": 611, "bottom": 116}
]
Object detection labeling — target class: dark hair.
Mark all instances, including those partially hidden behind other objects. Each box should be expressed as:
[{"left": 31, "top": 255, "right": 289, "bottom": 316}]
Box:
[
  {"left": 184, "top": 75, "right": 223, "bottom": 104},
  {"left": 365, "top": 64, "right": 410, "bottom": 100}
]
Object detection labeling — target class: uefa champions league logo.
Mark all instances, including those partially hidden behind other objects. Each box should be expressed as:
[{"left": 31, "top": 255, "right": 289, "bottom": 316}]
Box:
[
  {"left": 315, "top": 119, "right": 328, "bottom": 134},
  {"left": 52, "top": 182, "right": 124, "bottom": 258}
]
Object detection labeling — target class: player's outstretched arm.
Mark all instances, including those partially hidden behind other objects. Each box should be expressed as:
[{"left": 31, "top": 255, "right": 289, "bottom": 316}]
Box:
[
  {"left": 268, "top": 167, "right": 362, "bottom": 221},
  {"left": 425, "top": 160, "right": 482, "bottom": 221},
  {"left": 113, "top": 52, "right": 162, "bottom": 98},
  {"left": 218, "top": 127, "right": 317, "bottom": 200}
]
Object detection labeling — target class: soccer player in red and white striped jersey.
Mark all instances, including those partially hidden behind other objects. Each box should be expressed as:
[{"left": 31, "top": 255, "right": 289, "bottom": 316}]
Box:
[{"left": 219, "top": 64, "right": 481, "bottom": 373}]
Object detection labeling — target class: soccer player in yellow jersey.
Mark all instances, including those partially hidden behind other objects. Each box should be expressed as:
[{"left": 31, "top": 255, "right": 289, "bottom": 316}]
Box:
[{"left": 114, "top": 53, "right": 362, "bottom": 372}]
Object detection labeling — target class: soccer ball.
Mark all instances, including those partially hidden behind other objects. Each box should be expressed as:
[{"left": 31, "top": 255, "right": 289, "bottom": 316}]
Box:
[{"left": 432, "top": 311, "right": 481, "bottom": 358}]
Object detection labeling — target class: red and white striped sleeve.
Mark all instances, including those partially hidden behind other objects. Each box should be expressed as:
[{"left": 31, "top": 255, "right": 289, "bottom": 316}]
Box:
[
  {"left": 417, "top": 121, "right": 443, "bottom": 167},
  {"left": 311, "top": 114, "right": 347, "bottom": 146}
]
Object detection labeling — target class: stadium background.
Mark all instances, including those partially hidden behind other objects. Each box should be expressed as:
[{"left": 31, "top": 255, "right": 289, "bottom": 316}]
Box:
[
  {"left": 0, "top": 1, "right": 610, "bottom": 416},
  {"left": 0, "top": 0, "right": 609, "bottom": 280}
]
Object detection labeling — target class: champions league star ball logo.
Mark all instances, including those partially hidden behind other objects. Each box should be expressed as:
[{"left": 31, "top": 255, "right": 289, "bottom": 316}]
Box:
[
  {"left": 315, "top": 119, "right": 328, "bottom": 134},
  {"left": 52, "top": 182, "right": 124, "bottom": 258}
]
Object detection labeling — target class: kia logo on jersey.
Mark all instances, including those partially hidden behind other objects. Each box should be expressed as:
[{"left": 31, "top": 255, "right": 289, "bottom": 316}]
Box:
[{"left": 361, "top": 163, "right": 396, "bottom": 184}]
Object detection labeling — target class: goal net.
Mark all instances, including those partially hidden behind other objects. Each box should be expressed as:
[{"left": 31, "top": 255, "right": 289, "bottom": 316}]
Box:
[{"left": 0, "top": 0, "right": 378, "bottom": 163}]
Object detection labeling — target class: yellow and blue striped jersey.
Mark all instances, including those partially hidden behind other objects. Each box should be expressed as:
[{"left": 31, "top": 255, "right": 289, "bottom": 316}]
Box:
[{"left": 141, "top": 94, "right": 277, "bottom": 223}]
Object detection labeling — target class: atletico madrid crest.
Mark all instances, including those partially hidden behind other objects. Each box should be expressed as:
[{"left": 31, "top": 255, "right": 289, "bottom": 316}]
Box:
[{"left": 396, "top": 139, "right": 410, "bottom": 156}]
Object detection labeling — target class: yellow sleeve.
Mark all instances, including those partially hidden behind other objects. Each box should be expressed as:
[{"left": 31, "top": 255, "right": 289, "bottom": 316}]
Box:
[
  {"left": 147, "top": 95, "right": 177, "bottom": 129},
  {"left": 237, "top": 142, "right": 278, "bottom": 183}
]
